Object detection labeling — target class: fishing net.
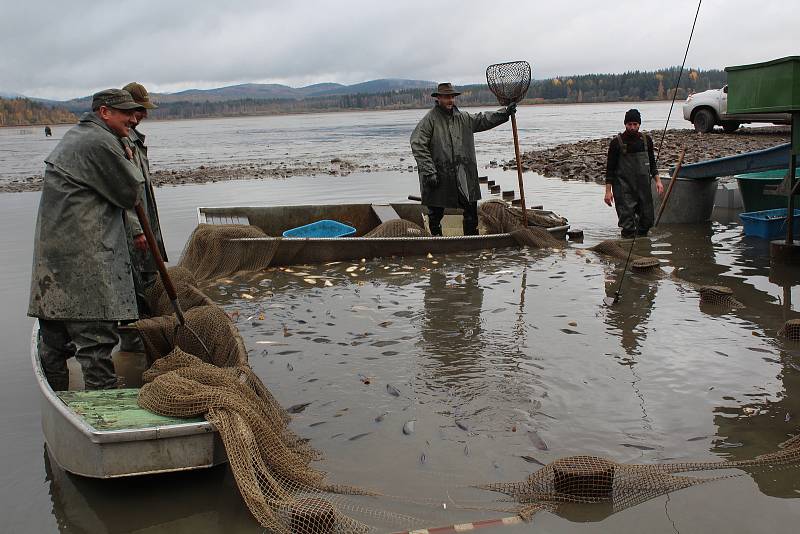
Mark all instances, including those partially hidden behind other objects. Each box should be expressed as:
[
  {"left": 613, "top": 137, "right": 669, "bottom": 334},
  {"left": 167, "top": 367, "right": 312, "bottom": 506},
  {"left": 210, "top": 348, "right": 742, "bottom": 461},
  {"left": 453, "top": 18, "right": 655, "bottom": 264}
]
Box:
[
  {"left": 778, "top": 318, "right": 800, "bottom": 341},
  {"left": 363, "top": 219, "right": 430, "bottom": 238},
  {"left": 486, "top": 61, "right": 532, "bottom": 106},
  {"left": 589, "top": 240, "right": 661, "bottom": 272},
  {"left": 144, "top": 266, "right": 214, "bottom": 317},
  {"left": 478, "top": 434, "right": 800, "bottom": 522},
  {"left": 123, "top": 217, "right": 797, "bottom": 532},
  {"left": 698, "top": 285, "right": 743, "bottom": 309},
  {"left": 479, "top": 200, "right": 565, "bottom": 248},
  {"left": 178, "top": 224, "right": 280, "bottom": 282}
]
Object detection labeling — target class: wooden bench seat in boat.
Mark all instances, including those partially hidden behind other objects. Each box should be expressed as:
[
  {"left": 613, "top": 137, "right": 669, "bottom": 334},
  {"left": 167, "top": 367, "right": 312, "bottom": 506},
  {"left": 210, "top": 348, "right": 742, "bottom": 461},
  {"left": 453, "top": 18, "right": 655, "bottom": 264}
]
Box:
[
  {"left": 203, "top": 213, "right": 251, "bottom": 225},
  {"left": 57, "top": 389, "right": 204, "bottom": 431},
  {"left": 371, "top": 203, "right": 401, "bottom": 224}
]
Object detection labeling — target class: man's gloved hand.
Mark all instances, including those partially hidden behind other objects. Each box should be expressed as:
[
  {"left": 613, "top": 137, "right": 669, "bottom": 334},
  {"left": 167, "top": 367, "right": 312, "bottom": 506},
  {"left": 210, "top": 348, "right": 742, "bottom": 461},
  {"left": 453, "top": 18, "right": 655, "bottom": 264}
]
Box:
[
  {"left": 506, "top": 102, "right": 517, "bottom": 116},
  {"left": 424, "top": 174, "right": 439, "bottom": 188}
]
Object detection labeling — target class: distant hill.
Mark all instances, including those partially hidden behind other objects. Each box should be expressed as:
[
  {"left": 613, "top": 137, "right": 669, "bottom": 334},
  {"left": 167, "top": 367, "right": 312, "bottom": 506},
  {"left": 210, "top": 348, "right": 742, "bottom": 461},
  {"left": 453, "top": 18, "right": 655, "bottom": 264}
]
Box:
[
  {"left": 0, "top": 97, "right": 77, "bottom": 126},
  {"left": 6, "top": 68, "right": 728, "bottom": 121},
  {"left": 51, "top": 78, "right": 437, "bottom": 114}
]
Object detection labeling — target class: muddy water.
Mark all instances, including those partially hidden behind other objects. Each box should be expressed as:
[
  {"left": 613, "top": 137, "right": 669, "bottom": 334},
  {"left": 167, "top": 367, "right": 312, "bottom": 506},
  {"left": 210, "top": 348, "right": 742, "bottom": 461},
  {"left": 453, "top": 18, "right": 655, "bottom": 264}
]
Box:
[{"left": 1, "top": 177, "right": 800, "bottom": 529}]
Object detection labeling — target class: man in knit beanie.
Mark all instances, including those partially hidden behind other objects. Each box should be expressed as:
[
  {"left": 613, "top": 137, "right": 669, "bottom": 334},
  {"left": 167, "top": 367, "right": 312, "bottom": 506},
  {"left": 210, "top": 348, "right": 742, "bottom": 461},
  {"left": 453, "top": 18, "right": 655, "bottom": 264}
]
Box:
[{"left": 604, "top": 109, "right": 664, "bottom": 237}]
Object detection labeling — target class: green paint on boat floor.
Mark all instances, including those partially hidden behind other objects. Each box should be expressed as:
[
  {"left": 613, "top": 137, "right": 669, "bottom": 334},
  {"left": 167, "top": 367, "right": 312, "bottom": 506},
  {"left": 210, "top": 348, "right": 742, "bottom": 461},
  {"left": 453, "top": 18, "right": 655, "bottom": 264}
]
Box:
[{"left": 58, "top": 389, "right": 204, "bottom": 431}]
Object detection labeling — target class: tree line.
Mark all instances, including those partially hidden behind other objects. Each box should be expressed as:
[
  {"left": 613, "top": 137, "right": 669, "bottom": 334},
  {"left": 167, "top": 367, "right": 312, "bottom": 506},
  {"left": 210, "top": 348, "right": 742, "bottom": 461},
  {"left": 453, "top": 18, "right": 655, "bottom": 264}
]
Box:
[
  {"left": 0, "top": 97, "right": 77, "bottom": 127},
  {"left": 2, "top": 67, "right": 728, "bottom": 124},
  {"left": 146, "top": 67, "right": 727, "bottom": 120}
]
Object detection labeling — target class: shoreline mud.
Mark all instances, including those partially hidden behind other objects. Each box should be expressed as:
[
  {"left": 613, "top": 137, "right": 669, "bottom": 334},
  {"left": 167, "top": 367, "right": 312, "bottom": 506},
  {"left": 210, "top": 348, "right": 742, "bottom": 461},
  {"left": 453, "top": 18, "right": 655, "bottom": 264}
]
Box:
[{"left": 1, "top": 127, "right": 790, "bottom": 193}]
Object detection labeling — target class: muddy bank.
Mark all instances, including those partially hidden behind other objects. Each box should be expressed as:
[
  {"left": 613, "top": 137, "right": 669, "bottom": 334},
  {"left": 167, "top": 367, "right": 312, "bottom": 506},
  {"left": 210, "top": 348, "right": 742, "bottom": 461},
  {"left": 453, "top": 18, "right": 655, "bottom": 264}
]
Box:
[
  {"left": 505, "top": 127, "right": 791, "bottom": 182},
  {"left": 0, "top": 157, "right": 420, "bottom": 193}
]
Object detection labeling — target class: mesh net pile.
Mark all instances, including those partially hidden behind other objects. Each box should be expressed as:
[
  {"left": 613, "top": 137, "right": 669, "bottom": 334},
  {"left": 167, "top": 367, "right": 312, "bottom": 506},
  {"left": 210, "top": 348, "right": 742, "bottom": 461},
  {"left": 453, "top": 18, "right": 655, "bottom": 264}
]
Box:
[
  {"left": 478, "top": 434, "right": 800, "bottom": 522},
  {"left": 178, "top": 224, "right": 280, "bottom": 281},
  {"left": 589, "top": 239, "right": 662, "bottom": 271},
  {"left": 363, "top": 219, "right": 430, "bottom": 238},
  {"left": 778, "top": 318, "right": 800, "bottom": 341},
  {"left": 479, "top": 200, "right": 565, "bottom": 248},
  {"left": 698, "top": 285, "right": 744, "bottom": 309}
]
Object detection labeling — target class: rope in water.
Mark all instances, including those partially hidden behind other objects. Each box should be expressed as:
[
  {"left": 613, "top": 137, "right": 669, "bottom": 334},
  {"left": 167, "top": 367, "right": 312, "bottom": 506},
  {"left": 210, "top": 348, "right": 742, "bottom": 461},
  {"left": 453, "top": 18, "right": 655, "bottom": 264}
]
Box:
[
  {"left": 391, "top": 515, "right": 524, "bottom": 534},
  {"left": 655, "top": 0, "right": 702, "bottom": 166}
]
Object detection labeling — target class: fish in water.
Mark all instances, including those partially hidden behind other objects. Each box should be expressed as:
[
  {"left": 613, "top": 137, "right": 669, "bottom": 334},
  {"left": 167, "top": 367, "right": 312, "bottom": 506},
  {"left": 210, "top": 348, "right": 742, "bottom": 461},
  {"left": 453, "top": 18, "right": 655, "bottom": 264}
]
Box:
[
  {"left": 386, "top": 384, "right": 401, "bottom": 397},
  {"left": 455, "top": 420, "right": 469, "bottom": 432},
  {"left": 464, "top": 444, "right": 470, "bottom": 456},
  {"left": 527, "top": 430, "right": 549, "bottom": 450},
  {"left": 621, "top": 443, "right": 656, "bottom": 451},
  {"left": 375, "top": 411, "right": 389, "bottom": 423},
  {"left": 519, "top": 455, "right": 546, "bottom": 466},
  {"left": 349, "top": 432, "right": 372, "bottom": 441},
  {"left": 420, "top": 453, "right": 427, "bottom": 465},
  {"left": 309, "top": 421, "right": 326, "bottom": 427},
  {"left": 287, "top": 402, "right": 311, "bottom": 414},
  {"left": 403, "top": 420, "right": 416, "bottom": 435}
]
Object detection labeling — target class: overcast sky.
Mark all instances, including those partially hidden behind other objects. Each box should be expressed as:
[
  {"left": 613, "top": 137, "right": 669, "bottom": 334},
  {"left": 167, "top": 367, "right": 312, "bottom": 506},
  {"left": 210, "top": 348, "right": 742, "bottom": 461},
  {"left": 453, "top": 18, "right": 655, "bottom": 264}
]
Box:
[{"left": 1, "top": 0, "right": 796, "bottom": 100}]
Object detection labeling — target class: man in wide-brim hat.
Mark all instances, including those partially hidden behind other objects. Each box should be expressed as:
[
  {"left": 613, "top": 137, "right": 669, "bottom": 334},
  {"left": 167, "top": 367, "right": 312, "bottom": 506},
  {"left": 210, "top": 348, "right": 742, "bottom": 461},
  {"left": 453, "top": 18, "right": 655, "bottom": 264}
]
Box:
[{"left": 410, "top": 82, "right": 515, "bottom": 236}]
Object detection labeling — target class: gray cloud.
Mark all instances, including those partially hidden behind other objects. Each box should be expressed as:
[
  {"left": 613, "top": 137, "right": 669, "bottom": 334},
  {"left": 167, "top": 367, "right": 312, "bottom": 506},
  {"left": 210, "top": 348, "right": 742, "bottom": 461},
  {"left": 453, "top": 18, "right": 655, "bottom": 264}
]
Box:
[{"left": 2, "top": 0, "right": 797, "bottom": 100}]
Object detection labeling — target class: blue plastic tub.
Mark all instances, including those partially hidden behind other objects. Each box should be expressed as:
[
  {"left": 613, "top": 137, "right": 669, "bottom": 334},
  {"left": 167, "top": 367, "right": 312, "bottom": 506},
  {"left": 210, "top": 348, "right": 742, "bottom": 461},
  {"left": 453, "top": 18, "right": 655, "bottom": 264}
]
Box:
[
  {"left": 282, "top": 219, "right": 356, "bottom": 238},
  {"left": 739, "top": 208, "right": 800, "bottom": 239}
]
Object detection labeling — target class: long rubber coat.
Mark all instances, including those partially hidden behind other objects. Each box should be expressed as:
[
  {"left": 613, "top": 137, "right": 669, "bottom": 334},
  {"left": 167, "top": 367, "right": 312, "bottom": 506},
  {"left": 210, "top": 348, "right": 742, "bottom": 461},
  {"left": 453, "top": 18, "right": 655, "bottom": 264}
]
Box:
[
  {"left": 28, "top": 113, "right": 144, "bottom": 320},
  {"left": 410, "top": 105, "right": 508, "bottom": 208}
]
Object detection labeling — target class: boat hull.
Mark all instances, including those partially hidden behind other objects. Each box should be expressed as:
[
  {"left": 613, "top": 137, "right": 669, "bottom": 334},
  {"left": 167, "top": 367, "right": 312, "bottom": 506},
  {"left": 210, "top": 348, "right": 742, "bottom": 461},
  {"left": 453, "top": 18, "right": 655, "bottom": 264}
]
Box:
[
  {"left": 199, "top": 203, "right": 569, "bottom": 266},
  {"left": 32, "top": 323, "right": 227, "bottom": 478}
]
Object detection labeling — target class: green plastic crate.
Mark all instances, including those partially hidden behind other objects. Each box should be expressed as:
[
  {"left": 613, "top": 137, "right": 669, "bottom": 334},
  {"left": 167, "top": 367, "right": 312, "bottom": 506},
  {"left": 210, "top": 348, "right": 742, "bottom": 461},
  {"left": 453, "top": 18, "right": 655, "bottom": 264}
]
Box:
[
  {"left": 735, "top": 168, "right": 800, "bottom": 212},
  {"left": 726, "top": 56, "right": 800, "bottom": 113}
]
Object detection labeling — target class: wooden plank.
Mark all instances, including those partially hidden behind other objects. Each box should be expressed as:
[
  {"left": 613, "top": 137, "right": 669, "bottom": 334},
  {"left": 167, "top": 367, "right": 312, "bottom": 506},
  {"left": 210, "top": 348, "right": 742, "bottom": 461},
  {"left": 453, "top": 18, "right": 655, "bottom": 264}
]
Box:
[
  {"left": 58, "top": 389, "right": 204, "bottom": 431},
  {"left": 371, "top": 203, "right": 401, "bottom": 224}
]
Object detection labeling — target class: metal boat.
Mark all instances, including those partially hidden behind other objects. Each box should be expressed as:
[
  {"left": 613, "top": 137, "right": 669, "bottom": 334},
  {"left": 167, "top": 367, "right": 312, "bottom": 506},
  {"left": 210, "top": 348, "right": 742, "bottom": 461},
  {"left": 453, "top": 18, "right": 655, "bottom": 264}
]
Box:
[
  {"left": 197, "top": 202, "right": 569, "bottom": 266},
  {"left": 32, "top": 322, "right": 227, "bottom": 478}
]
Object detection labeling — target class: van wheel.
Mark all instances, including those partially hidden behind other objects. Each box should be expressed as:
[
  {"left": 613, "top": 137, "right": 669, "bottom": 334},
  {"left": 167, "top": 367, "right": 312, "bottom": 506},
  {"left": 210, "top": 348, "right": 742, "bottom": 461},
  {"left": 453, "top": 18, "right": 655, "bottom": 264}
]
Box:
[
  {"left": 722, "top": 121, "right": 740, "bottom": 133},
  {"left": 693, "top": 109, "right": 715, "bottom": 133}
]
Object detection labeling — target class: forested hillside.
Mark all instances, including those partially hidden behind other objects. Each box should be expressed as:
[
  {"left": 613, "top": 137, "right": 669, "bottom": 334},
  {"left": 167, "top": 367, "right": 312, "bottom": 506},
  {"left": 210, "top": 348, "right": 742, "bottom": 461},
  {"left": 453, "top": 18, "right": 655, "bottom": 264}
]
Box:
[
  {"left": 0, "top": 98, "right": 77, "bottom": 126},
  {"left": 145, "top": 67, "right": 727, "bottom": 119}
]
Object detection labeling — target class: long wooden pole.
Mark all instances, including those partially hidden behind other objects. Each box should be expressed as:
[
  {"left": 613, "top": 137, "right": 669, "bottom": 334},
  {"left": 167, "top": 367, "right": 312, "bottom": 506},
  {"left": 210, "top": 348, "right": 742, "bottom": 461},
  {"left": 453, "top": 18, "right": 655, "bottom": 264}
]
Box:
[
  {"left": 654, "top": 147, "right": 687, "bottom": 227},
  {"left": 510, "top": 113, "right": 528, "bottom": 226}
]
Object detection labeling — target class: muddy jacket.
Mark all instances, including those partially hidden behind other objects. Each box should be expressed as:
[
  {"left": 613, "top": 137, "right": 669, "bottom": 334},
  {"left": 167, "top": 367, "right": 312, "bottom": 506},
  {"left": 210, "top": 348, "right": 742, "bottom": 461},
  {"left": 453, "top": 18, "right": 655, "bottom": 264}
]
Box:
[
  {"left": 28, "top": 112, "right": 144, "bottom": 321},
  {"left": 125, "top": 127, "right": 167, "bottom": 271},
  {"left": 410, "top": 105, "right": 509, "bottom": 208}
]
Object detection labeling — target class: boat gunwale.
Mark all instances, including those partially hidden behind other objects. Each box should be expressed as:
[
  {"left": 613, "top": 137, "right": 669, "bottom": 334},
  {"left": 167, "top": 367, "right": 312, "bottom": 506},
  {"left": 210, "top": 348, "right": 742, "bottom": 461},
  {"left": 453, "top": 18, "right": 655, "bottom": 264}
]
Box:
[
  {"left": 226, "top": 224, "right": 569, "bottom": 243},
  {"left": 31, "top": 321, "right": 216, "bottom": 445}
]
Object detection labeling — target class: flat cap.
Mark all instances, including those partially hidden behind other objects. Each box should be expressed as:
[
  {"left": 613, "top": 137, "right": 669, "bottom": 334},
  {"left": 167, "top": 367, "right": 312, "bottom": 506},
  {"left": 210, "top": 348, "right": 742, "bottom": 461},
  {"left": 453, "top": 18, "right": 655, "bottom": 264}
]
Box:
[
  {"left": 122, "top": 82, "right": 158, "bottom": 109},
  {"left": 91, "top": 88, "right": 145, "bottom": 111}
]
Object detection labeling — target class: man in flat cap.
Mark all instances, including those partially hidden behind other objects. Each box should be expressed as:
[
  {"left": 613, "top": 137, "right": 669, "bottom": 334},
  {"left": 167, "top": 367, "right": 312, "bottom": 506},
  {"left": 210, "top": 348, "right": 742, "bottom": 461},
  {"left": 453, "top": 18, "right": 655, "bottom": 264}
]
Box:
[
  {"left": 604, "top": 108, "right": 664, "bottom": 238},
  {"left": 29, "top": 88, "right": 145, "bottom": 390},
  {"left": 410, "top": 83, "right": 515, "bottom": 236},
  {"left": 121, "top": 82, "right": 166, "bottom": 323}
]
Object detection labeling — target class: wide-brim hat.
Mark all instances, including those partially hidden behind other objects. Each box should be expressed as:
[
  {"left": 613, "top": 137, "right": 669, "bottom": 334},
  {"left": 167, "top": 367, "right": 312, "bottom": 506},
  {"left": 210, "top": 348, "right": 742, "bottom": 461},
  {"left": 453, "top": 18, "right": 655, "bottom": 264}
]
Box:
[
  {"left": 91, "top": 88, "right": 145, "bottom": 111},
  {"left": 431, "top": 82, "right": 461, "bottom": 97},
  {"left": 122, "top": 82, "right": 158, "bottom": 109}
]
